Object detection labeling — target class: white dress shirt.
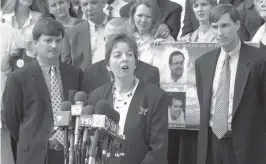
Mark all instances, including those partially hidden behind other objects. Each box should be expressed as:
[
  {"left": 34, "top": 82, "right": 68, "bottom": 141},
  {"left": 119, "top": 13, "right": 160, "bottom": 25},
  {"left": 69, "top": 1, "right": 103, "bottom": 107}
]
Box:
[
  {"left": 103, "top": 0, "right": 128, "bottom": 17},
  {"left": 88, "top": 17, "right": 108, "bottom": 64},
  {"left": 209, "top": 41, "right": 241, "bottom": 131},
  {"left": 252, "top": 23, "right": 266, "bottom": 45},
  {"left": 1, "top": 10, "right": 41, "bottom": 57}
]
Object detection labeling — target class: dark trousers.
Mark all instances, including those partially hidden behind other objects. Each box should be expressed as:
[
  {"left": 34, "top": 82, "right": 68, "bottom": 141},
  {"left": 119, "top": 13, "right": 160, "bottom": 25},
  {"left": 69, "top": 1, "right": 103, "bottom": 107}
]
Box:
[
  {"left": 206, "top": 130, "right": 237, "bottom": 164},
  {"left": 45, "top": 150, "right": 64, "bottom": 164}
]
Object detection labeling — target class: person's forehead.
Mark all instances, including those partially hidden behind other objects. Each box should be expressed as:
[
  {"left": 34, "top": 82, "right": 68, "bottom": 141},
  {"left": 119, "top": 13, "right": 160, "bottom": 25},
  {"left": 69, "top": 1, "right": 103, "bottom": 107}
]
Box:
[
  {"left": 172, "top": 99, "right": 182, "bottom": 104},
  {"left": 211, "top": 13, "right": 235, "bottom": 25},
  {"left": 172, "top": 54, "right": 184, "bottom": 62},
  {"left": 38, "top": 34, "right": 63, "bottom": 40}
]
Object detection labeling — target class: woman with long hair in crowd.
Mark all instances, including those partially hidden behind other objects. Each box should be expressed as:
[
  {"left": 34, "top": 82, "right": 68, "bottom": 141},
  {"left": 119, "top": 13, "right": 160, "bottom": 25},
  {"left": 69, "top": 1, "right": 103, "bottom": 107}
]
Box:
[
  {"left": 181, "top": 0, "right": 217, "bottom": 42},
  {"left": 127, "top": 0, "right": 174, "bottom": 78},
  {"left": 46, "top": 0, "right": 83, "bottom": 29}
]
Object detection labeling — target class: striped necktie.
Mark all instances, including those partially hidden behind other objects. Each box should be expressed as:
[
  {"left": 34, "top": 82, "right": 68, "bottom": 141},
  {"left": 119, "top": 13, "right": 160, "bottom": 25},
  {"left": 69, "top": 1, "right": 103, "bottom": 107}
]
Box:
[{"left": 212, "top": 53, "right": 231, "bottom": 139}]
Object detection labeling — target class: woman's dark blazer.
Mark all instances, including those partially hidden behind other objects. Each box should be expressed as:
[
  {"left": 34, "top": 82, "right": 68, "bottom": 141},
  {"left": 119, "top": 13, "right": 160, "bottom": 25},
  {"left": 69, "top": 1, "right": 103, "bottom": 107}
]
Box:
[{"left": 88, "top": 81, "right": 169, "bottom": 164}]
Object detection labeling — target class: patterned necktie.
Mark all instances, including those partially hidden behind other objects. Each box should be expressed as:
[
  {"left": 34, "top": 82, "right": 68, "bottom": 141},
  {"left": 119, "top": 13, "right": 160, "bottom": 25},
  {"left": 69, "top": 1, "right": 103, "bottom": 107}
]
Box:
[
  {"left": 212, "top": 53, "right": 231, "bottom": 139},
  {"left": 50, "top": 65, "right": 64, "bottom": 145}
]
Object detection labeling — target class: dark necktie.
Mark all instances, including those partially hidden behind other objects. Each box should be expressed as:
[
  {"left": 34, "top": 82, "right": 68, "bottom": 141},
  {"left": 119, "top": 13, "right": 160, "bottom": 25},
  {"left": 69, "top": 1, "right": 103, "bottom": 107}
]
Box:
[
  {"left": 50, "top": 65, "right": 64, "bottom": 145},
  {"left": 212, "top": 53, "right": 231, "bottom": 139}
]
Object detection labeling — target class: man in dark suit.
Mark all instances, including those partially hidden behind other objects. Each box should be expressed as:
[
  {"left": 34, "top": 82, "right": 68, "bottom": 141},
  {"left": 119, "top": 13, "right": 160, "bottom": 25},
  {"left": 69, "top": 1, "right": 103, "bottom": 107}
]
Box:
[
  {"left": 119, "top": 0, "right": 182, "bottom": 39},
  {"left": 195, "top": 4, "right": 266, "bottom": 164},
  {"left": 3, "top": 18, "right": 83, "bottom": 164},
  {"left": 182, "top": 0, "right": 263, "bottom": 41},
  {"left": 62, "top": 0, "right": 108, "bottom": 71},
  {"left": 82, "top": 17, "right": 160, "bottom": 94}
]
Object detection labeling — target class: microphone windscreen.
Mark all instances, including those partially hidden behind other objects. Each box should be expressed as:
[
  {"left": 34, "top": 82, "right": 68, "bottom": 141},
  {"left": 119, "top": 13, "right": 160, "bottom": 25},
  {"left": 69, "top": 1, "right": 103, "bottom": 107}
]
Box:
[
  {"left": 69, "top": 90, "right": 77, "bottom": 104},
  {"left": 94, "top": 100, "right": 112, "bottom": 118},
  {"left": 74, "top": 91, "right": 87, "bottom": 103},
  {"left": 60, "top": 101, "right": 72, "bottom": 111},
  {"left": 112, "top": 110, "right": 120, "bottom": 123},
  {"left": 82, "top": 105, "right": 95, "bottom": 115}
]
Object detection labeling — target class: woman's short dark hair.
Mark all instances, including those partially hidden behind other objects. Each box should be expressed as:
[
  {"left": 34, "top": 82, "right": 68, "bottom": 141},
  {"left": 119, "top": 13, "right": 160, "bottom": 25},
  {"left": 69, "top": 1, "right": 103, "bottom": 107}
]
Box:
[
  {"left": 128, "top": 0, "right": 160, "bottom": 34},
  {"left": 33, "top": 17, "right": 65, "bottom": 41},
  {"left": 105, "top": 33, "right": 138, "bottom": 66},
  {"left": 209, "top": 4, "right": 240, "bottom": 23}
]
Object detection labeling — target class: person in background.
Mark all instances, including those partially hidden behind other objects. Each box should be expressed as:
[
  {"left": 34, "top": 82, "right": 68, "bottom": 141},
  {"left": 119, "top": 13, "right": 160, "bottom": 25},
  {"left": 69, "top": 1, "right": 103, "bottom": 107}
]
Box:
[
  {"left": 82, "top": 17, "right": 160, "bottom": 94},
  {"left": 104, "top": 0, "right": 128, "bottom": 18},
  {"left": 181, "top": 0, "right": 217, "bottom": 42},
  {"left": 195, "top": 4, "right": 266, "bottom": 164},
  {"left": 168, "top": 96, "right": 185, "bottom": 125},
  {"left": 3, "top": 17, "right": 83, "bottom": 164},
  {"left": 0, "top": 22, "right": 17, "bottom": 164},
  {"left": 127, "top": 0, "right": 175, "bottom": 82},
  {"left": 62, "top": 0, "right": 109, "bottom": 71},
  {"left": 46, "top": 0, "right": 83, "bottom": 29},
  {"left": 120, "top": 0, "right": 182, "bottom": 40},
  {"left": 182, "top": 0, "right": 264, "bottom": 41},
  {"left": 69, "top": 0, "right": 83, "bottom": 18},
  {"left": 88, "top": 33, "right": 169, "bottom": 164},
  {"left": 1, "top": 0, "right": 42, "bottom": 160},
  {"left": 252, "top": 0, "right": 266, "bottom": 45}
]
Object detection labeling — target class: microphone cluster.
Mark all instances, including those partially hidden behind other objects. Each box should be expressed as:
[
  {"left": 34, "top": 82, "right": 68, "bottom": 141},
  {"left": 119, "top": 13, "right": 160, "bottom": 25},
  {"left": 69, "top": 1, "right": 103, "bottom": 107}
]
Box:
[{"left": 54, "top": 90, "right": 125, "bottom": 164}]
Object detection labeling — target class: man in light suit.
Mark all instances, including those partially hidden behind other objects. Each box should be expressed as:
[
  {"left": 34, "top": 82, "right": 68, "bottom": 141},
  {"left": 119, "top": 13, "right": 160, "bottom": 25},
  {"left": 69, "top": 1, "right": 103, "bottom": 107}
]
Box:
[
  {"left": 195, "top": 4, "right": 266, "bottom": 164},
  {"left": 62, "top": 0, "right": 108, "bottom": 71},
  {"left": 3, "top": 18, "right": 83, "bottom": 164}
]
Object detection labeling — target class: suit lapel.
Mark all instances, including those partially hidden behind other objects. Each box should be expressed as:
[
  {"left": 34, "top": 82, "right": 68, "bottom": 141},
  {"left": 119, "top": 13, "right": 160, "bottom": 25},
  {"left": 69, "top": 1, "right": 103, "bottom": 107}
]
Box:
[
  {"left": 59, "top": 63, "right": 71, "bottom": 101},
  {"left": 31, "top": 60, "right": 51, "bottom": 108},
  {"left": 203, "top": 49, "right": 220, "bottom": 111},
  {"left": 232, "top": 44, "right": 251, "bottom": 118},
  {"left": 123, "top": 82, "right": 146, "bottom": 139}
]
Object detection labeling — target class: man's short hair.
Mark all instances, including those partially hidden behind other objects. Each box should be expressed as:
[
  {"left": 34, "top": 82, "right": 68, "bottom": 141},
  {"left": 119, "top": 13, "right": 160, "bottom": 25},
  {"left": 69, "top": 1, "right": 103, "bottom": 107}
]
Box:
[
  {"left": 104, "top": 18, "right": 129, "bottom": 41},
  {"left": 169, "top": 51, "right": 185, "bottom": 65},
  {"left": 209, "top": 4, "right": 240, "bottom": 23},
  {"left": 32, "top": 17, "right": 65, "bottom": 41}
]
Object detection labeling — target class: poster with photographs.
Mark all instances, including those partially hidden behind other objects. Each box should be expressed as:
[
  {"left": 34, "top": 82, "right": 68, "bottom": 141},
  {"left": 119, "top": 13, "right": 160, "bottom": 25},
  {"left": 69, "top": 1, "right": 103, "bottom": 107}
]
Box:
[{"left": 157, "top": 42, "right": 220, "bottom": 130}]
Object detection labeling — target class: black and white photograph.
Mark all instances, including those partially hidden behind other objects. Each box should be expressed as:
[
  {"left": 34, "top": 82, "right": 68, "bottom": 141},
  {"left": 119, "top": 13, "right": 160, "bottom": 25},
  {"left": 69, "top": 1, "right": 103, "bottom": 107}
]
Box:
[{"left": 1, "top": 0, "right": 266, "bottom": 164}]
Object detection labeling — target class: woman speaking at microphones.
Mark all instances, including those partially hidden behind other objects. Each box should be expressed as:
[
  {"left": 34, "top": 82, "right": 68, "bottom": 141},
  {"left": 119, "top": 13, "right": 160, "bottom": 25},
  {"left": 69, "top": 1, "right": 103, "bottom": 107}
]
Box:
[{"left": 87, "top": 33, "right": 169, "bottom": 164}]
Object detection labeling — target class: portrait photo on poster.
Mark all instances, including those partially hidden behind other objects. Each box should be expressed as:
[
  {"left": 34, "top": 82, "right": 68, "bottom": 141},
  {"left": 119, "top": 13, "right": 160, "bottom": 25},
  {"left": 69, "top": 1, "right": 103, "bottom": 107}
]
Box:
[{"left": 168, "top": 92, "right": 186, "bottom": 129}]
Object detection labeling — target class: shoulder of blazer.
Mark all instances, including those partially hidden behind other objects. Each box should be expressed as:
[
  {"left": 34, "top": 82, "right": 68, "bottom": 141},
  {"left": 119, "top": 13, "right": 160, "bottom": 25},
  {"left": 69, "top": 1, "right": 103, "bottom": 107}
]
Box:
[
  {"left": 59, "top": 62, "right": 82, "bottom": 75},
  {"left": 136, "top": 60, "right": 158, "bottom": 74},
  {"left": 66, "top": 21, "right": 89, "bottom": 37},
  {"left": 161, "top": 0, "right": 182, "bottom": 12}
]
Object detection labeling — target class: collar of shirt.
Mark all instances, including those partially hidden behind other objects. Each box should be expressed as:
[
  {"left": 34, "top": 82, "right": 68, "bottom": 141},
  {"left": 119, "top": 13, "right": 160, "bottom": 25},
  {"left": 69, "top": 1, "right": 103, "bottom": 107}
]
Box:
[
  {"left": 88, "top": 15, "right": 108, "bottom": 33},
  {"left": 220, "top": 39, "right": 241, "bottom": 61},
  {"left": 37, "top": 57, "right": 60, "bottom": 74},
  {"left": 2, "top": 9, "right": 34, "bottom": 28}
]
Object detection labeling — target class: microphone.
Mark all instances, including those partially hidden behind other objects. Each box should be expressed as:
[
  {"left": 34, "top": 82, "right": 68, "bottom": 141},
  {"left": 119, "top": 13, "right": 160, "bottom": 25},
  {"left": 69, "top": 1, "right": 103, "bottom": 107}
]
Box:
[
  {"left": 68, "top": 90, "right": 77, "bottom": 164},
  {"left": 72, "top": 91, "right": 87, "bottom": 152},
  {"left": 69, "top": 90, "right": 77, "bottom": 105},
  {"left": 80, "top": 105, "right": 95, "bottom": 164},
  {"left": 54, "top": 101, "right": 72, "bottom": 163},
  {"left": 89, "top": 100, "right": 113, "bottom": 164},
  {"left": 102, "top": 109, "right": 120, "bottom": 160}
]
